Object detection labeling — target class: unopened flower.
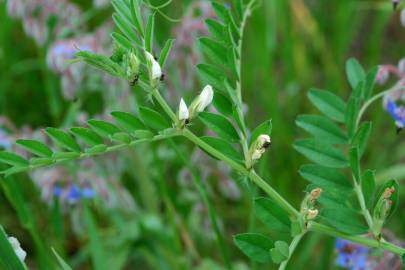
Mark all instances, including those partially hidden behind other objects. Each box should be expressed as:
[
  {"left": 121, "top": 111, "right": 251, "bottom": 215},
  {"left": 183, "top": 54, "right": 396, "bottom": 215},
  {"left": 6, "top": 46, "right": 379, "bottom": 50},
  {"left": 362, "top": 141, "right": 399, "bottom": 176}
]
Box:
[
  {"left": 376, "top": 65, "right": 390, "bottom": 85},
  {"left": 306, "top": 209, "right": 319, "bottom": 220},
  {"left": 246, "top": 134, "right": 271, "bottom": 168},
  {"left": 310, "top": 188, "right": 322, "bottom": 200},
  {"left": 401, "top": 9, "right": 405, "bottom": 27},
  {"left": 8, "top": 236, "right": 26, "bottom": 262},
  {"left": 178, "top": 98, "right": 189, "bottom": 121},
  {"left": 188, "top": 85, "right": 214, "bottom": 119},
  {"left": 251, "top": 148, "right": 266, "bottom": 161},
  {"left": 196, "top": 85, "right": 214, "bottom": 112},
  {"left": 256, "top": 134, "right": 271, "bottom": 149},
  {"left": 145, "top": 51, "right": 162, "bottom": 82},
  {"left": 125, "top": 51, "right": 140, "bottom": 82}
]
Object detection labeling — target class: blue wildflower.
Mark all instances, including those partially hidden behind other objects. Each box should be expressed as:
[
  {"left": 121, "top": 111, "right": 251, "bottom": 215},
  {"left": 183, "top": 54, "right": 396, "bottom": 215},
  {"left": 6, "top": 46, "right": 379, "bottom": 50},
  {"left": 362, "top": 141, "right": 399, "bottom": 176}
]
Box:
[
  {"left": 81, "top": 187, "right": 96, "bottom": 199},
  {"left": 53, "top": 185, "right": 63, "bottom": 197},
  {"left": 385, "top": 99, "right": 405, "bottom": 130},
  {"left": 0, "top": 128, "right": 11, "bottom": 150},
  {"left": 335, "top": 238, "right": 369, "bottom": 270},
  {"left": 67, "top": 184, "right": 82, "bottom": 204}
]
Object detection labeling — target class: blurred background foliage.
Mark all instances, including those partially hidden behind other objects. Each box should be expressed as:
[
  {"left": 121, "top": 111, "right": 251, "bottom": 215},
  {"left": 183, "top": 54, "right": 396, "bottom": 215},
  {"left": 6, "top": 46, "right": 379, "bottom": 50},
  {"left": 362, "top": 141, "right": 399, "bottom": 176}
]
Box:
[{"left": 0, "top": 0, "right": 404, "bottom": 269}]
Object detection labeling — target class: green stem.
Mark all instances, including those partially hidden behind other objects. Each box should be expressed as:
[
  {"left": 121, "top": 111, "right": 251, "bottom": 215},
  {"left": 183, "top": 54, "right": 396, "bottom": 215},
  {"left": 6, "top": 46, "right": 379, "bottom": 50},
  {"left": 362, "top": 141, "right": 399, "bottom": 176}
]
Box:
[
  {"left": 354, "top": 183, "right": 374, "bottom": 230},
  {"left": 278, "top": 233, "right": 305, "bottom": 270},
  {"left": 22, "top": 133, "right": 179, "bottom": 173},
  {"left": 308, "top": 222, "right": 405, "bottom": 255},
  {"left": 182, "top": 128, "right": 299, "bottom": 218},
  {"left": 355, "top": 85, "right": 405, "bottom": 127},
  {"left": 151, "top": 88, "right": 178, "bottom": 122},
  {"left": 353, "top": 85, "right": 405, "bottom": 233}
]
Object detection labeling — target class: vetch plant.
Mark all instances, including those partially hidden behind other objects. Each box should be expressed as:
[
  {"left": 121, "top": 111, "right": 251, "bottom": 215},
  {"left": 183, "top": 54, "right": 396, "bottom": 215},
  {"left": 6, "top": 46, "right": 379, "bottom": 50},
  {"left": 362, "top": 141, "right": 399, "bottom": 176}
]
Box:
[{"left": 0, "top": 0, "right": 404, "bottom": 269}]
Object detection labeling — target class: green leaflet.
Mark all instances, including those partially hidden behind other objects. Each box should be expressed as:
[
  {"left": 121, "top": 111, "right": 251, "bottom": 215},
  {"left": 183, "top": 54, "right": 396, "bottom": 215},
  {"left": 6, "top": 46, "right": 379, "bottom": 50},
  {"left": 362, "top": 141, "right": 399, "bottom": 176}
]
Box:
[
  {"left": 145, "top": 13, "right": 155, "bottom": 53},
  {"left": 87, "top": 119, "right": 121, "bottom": 138},
  {"left": 205, "top": 19, "right": 225, "bottom": 41},
  {"left": 307, "top": 89, "right": 346, "bottom": 122},
  {"left": 158, "top": 39, "right": 174, "bottom": 68},
  {"left": 212, "top": 92, "right": 233, "bottom": 116},
  {"left": 112, "top": 13, "right": 138, "bottom": 44},
  {"left": 296, "top": 114, "right": 348, "bottom": 144},
  {"left": 139, "top": 107, "right": 170, "bottom": 130},
  {"left": 74, "top": 51, "right": 125, "bottom": 78},
  {"left": 111, "top": 32, "right": 132, "bottom": 51},
  {"left": 16, "top": 139, "right": 53, "bottom": 157},
  {"left": 111, "top": 111, "right": 146, "bottom": 132},
  {"left": 199, "top": 136, "right": 243, "bottom": 163},
  {"left": 293, "top": 139, "right": 348, "bottom": 168},
  {"left": 233, "top": 233, "right": 273, "bottom": 263},
  {"left": 362, "top": 170, "right": 376, "bottom": 209},
  {"left": 70, "top": 127, "right": 103, "bottom": 146},
  {"left": 351, "top": 121, "right": 372, "bottom": 157},
  {"left": 346, "top": 58, "right": 365, "bottom": 90},
  {"left": 345, "top": 95, "right": 360, "bottom": 138},
  {"left": 198, "top": 112, "right": 240, "bottom": 142},
  {"left": 349, "top": 147, "right": 361, "bottom": 183},
  {"left": 199, "top": 37, "right": 229, "bottom": 66},
  {"left": 320, "top": 207, "right": 368, "bottom": 235},
  {"left": 270, "top": 241, "right": 289, "bottom": 264},
  {"left": 299, "top": 164, "right": 352, "bottom": 191},
  {"left": 0, "top": 226, "right": 26, "bottom": 270},
  {"left": 197, "top": 64, "right": 226, "bottom": 93},
  {"left": 254, "top": 197, "right": 291, "bottom": 233},
  {"left": 0, "top": 152, "right": 28, "bottom": 167},
  {"left": 44, "top": 128, "right": 81, "bottom": 152},
  {"left": 129, "top": 0, "right": 144, "bottom": 37}
]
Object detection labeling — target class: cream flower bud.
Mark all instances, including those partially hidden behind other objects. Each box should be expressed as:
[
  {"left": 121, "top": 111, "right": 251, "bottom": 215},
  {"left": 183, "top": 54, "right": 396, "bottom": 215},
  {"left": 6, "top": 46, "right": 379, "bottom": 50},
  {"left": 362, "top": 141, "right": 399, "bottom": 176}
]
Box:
[
  {"left": 401, "top": 9, "right": 405, "bottom": 27},
  {"left": 306, "top": 209, "right": 319, "bottom": 220},
  {"left": 256, "top": 134, "right": 271, "bottom": 149},
  {"left": 196, "top": 85, "right": 214, "bottom": 112},
  {"left": 145, "top": 51, "right": 162, "bottom": 81},
  {"left": 310, "top": 188, "right": 322, "bottom": 201},
  {"left": 251, "top": 148, "right": 265, "bottom": 161},
  {"left": 8, "top": 237, "right": 26, "bottom": 262},
  {"left": 178, "top": 98, "right": 189, "bottom": 121}
]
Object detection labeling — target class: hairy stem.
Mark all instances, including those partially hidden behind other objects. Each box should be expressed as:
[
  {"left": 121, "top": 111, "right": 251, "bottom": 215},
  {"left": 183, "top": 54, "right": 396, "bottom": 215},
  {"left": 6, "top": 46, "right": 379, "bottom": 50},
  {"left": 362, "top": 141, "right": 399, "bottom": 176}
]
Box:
[
  {"left": 278, "top": 233, "right": 305, "bottom": 270},
  {"left": 356, "top": 85, "right": 405, "bottom": 127},
  {"left": 182, "top": 128, "right": 300, "bottom": 218},
  {"left": 354, "top": 183, "right": 374, "bottom": 230}
]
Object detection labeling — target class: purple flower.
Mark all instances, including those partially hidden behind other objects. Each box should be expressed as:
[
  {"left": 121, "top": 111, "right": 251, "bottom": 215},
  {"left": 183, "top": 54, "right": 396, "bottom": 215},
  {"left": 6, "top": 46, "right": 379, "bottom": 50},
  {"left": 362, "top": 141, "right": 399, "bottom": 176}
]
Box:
[
  {"left": 335, "top": 238, "right": 370, "bottom": 270},
  {"left": 385, "top": 99, "right": 405, "bottom": 130}
]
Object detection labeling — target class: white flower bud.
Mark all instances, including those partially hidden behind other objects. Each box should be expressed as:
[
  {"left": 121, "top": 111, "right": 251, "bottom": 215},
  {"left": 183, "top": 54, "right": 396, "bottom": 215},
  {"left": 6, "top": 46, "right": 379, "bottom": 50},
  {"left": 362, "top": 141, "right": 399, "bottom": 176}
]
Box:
[
  {"left": 196, "top": 85, "right": 214, "bottom": 112},
  {"left": 251, "top": 148, "right": 265, "bottom": 161},
  {"left": 256, "top": 134, "right": 271, "bottom": 149},
  {"left": 145, "top": 51, "right": 162, "bottom": 81},
  {"left": 401, "top": 9, "right": 405, "bottom": 27},
  {"left": 178, "top": 98, "right": 189, "bottom": 121},
  {"left": 8, "top": 237, "right": 26, "bottom": 262},
  {"left": 306, "top": 209, "right": 319, "bottom": 220}
]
